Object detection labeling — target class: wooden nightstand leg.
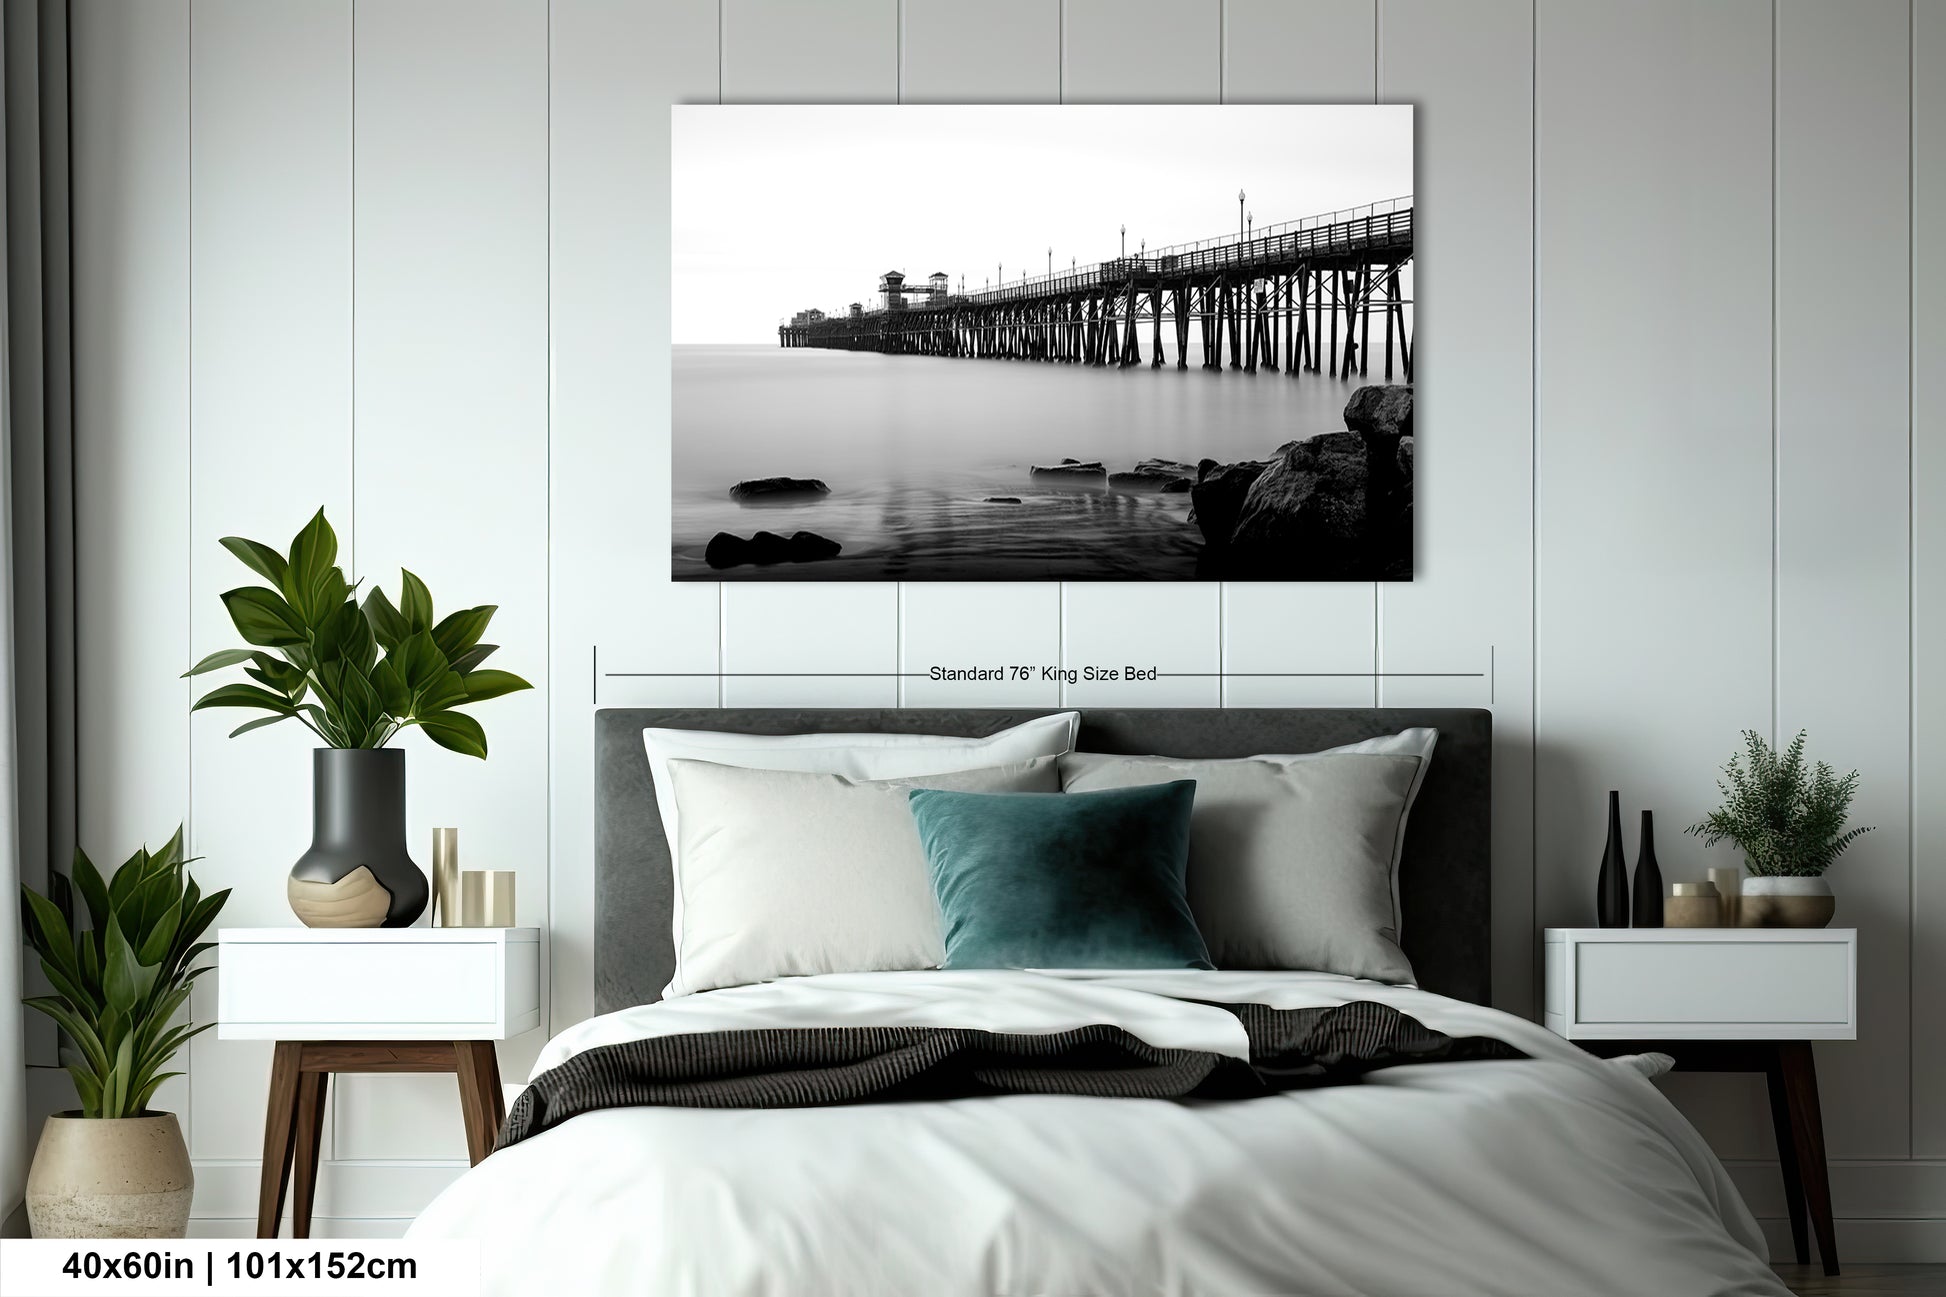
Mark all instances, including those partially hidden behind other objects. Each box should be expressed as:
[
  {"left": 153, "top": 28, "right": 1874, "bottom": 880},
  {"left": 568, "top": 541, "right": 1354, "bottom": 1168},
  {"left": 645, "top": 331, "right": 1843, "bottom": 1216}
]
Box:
[
  {"left": 1779, "top": 1041, "right": 1838, "bottom": 1277},
  {"left": 291, "top": 1069, "right": 330, "bottom": 1240},
  {"left": 257, "top": 1041, "right": 303, "bottom": 1239},
  {"left": 454, "top": 1041, "right": 506, "bottom": 1166},
  {"left": 1765, "top": 1051, "right": 1810, "bottom": 1265}
]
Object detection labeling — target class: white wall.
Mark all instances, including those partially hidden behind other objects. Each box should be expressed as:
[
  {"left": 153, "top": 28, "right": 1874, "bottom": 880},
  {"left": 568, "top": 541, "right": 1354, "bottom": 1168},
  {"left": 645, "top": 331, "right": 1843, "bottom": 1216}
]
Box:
[{"left": 60, "top": 0, "right": 1941, "bottom": 1258}]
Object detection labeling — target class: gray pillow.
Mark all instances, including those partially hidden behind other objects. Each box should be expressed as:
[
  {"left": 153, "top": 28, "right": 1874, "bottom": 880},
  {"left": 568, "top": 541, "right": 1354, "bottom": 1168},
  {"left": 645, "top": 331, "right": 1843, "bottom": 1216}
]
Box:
[
  {"left": 664, "top": 755, "right": 1061, "bottom": 995},
  {"left": 1058, "top": 751, "right": 1424, "bottom": 983}
]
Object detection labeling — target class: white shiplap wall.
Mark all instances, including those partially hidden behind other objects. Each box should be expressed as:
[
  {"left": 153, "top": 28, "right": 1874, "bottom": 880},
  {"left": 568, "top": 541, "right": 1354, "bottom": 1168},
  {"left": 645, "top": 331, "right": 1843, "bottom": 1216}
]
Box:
[{"left": 63, "top": 0, "right": 1941, "bottom": 1256}]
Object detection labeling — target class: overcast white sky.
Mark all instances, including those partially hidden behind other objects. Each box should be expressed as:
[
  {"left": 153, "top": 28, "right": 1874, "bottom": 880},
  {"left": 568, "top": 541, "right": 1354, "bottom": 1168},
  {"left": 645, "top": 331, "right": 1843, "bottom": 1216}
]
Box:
[{"left": 672, "top": 105, "right": 1412, "bottom": 344}]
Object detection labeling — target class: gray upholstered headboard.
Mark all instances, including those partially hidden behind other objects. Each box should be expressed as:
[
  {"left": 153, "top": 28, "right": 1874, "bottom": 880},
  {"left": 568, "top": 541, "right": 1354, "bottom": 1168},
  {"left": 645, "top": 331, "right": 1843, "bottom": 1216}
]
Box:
[{"left": 594, "top": 708, "right": 1492, "bottom": 1013}]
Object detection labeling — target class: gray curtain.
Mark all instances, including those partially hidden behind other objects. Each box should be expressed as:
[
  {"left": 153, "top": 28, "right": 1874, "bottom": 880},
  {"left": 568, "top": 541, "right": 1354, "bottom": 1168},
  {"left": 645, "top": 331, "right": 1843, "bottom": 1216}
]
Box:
[{"left": 1, "top": 0, "right": 78, "bottom": 1226}]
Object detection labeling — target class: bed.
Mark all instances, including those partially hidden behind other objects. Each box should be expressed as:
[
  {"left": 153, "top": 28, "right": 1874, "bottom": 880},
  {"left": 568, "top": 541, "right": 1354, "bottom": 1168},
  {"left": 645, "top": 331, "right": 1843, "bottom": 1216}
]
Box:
[{"left": 409, "top": 708, "right": 1785, "bottom": 1297}]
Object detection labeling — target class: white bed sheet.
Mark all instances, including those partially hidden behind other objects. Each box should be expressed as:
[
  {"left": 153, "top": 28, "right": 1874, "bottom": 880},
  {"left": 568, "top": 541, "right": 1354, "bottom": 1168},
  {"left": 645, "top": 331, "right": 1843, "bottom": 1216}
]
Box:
[{"left": 410, "top": 970, "right": 1786, "bottom": 1297}]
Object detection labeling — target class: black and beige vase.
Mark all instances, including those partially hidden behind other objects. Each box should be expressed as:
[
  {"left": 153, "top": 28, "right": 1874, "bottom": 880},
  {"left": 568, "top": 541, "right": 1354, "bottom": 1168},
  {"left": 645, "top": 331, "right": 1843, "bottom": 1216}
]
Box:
[{"left": 288, "top": 748, "right": 429, "bottom": 928}]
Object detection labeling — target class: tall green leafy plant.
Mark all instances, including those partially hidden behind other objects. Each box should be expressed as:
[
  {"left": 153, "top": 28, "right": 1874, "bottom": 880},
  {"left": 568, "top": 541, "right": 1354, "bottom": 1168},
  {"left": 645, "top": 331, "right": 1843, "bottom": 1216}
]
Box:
[
  {"left": 19, "top": 829, "right": 228, "bottom": 1118},
  {"left": 184, "top": 510, "right": 530, "bottom": 757},
  {"left": 1686, "top": 730, "right": 1873, "bottom": 877}
]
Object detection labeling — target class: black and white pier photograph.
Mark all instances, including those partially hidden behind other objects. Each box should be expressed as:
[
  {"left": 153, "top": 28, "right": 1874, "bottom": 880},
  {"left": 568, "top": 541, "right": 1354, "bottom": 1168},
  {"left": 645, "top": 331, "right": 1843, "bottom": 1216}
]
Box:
[{"left": 672, "top": 104, "right": 1414, "bottom": 582}]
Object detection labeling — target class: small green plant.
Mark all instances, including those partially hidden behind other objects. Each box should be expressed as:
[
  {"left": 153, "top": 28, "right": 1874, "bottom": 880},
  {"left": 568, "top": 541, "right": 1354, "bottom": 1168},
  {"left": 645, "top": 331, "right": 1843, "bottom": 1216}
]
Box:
[
  {"left": 1686, "top": 730, "right": 1873, "bottom": 877},
  {"left": 19, "top": 829, "right": 228, "bottom": 1118},
  {"left": 184, "top": 509, "right": 531, "bottom": 757}
]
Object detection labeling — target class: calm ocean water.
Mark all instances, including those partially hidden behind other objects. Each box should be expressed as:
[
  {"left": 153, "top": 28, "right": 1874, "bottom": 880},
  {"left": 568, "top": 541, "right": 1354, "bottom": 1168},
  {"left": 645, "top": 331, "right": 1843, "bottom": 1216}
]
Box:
[{"left": 672, "top": 343, "right": 1371, "bottom": 580}]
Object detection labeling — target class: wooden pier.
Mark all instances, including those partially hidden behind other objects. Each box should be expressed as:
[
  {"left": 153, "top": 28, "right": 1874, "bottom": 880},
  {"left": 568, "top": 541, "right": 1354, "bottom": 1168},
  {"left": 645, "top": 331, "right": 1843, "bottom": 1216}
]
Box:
[{"left": 778, "top": 199, "right": 1413, "bottom": 381}]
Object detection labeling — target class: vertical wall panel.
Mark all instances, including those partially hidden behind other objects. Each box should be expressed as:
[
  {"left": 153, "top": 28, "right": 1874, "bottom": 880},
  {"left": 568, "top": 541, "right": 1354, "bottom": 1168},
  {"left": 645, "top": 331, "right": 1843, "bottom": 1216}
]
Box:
[
  {"left": 894, "top": 0, "right": 1062, "bottom": 707},
  {"left": 1217, "top": 0, "right": 1380, "bottom": 709},
  {"left": 71, "top": 1, "right": 192, "bottom": 911},
  {"left": 549, "top": 0, "right": 719, "bottom": 1032},
  {"left": 1061, "top": 585, "right": 1220, "bottom": 706},
  {"left": 722, "top": 0, "right": 898, "bottom": 102},
  {"left": 1225, "top": 0, "right": 1373, "bottom": 103},
  {"left": 186, "top": 0, "right": 354, "bottom": 1172},
  {"left": 70, "top": 0, "right": 193, "bottom": 1140},
  {"left": 1915, "top": 0, "right": 1946, "bottom": 1160},
  {"left": 1377, "top": 0, "right": 1535, "bottom": 1014},
  {"left": 345, "top": 0, "right": 550, "bottom": 1162},
  {"left": 1776, "top": 0, "right": 1912, "bottom": 1161},
  {"left": 1534, "top": 0, "right": 1774, "bottom": 1156},
  {"left": 718, "top": 0, "right": 900, "bottom": 707},
  {"left": 1065, "top": 0, "right": 1219, "bottom": 103},
  {"left": 903, "top": 0, "right": 1059, "bottom": 102},
  {"left": 720, "top": 586, "right": 899, "bottom": 706},
  {"left": 902, "top": 585, "right": 1063, "bottom": 706}
]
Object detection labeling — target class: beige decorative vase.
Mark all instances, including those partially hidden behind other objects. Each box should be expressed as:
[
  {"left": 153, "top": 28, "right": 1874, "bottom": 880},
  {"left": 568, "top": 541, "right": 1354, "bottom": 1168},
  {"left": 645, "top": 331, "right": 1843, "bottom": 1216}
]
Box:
[
  {"left": 1737, "top": 875, "right": 1836, "bottom": 929},
  {"left": 25, "top": 1112, "right": 193, "bottom": 1238}
]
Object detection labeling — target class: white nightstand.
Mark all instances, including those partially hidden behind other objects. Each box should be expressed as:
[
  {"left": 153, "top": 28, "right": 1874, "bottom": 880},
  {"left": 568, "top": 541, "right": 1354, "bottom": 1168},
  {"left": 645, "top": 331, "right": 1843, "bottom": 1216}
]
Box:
[
  {"left": 1544, "top": 927, "right": 1856, "bottom": 1277},
  {"left": 217, "top": 927, "right": 542, "bottom": 1240}
]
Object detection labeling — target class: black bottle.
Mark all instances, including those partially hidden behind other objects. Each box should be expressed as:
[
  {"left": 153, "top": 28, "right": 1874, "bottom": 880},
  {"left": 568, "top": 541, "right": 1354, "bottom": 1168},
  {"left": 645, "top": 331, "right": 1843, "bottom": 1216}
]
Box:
[
  {"left": 1596, "top": 791, "right": 1629, "bottom": 928},
  {"left": 1631, "top": 809, "right": 1664, "bottom": 928}
]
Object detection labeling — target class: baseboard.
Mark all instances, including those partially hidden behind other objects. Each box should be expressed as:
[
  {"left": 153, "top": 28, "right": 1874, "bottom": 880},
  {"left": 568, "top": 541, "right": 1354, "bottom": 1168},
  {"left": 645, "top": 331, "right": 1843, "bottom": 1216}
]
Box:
[
  {"left": 190, "top": 1217, "right": 409, "bottom": 1240},
  {"left": 1726, "top": 1159, "right": 1946, "bottom": 1219},
  {"left": 190, "top": 1159, "right": 465, "bottom": 1222},
  {"left": 1758, "top": 1217, "right": 1946, "bottom": 1264}
]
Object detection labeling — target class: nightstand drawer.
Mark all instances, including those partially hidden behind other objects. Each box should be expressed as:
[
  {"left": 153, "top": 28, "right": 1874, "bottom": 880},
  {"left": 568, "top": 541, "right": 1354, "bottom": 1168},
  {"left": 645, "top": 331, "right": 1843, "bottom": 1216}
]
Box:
[
  {"left": 217, "top": 927, "right": 541, "bottom": 1041},
  {"left": 1543, "top": 928, "right": 1856, "bottom": 1041},
  {"left": 1575, "top": 940, "right": 1849, "bottom": 1024}
]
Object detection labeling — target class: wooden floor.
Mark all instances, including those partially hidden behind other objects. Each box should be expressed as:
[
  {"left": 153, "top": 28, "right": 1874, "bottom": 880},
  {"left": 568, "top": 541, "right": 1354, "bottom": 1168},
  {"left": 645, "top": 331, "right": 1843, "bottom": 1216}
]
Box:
[{"left": 1776, "top": 1264, "right": 1946, "bottom": 1294}]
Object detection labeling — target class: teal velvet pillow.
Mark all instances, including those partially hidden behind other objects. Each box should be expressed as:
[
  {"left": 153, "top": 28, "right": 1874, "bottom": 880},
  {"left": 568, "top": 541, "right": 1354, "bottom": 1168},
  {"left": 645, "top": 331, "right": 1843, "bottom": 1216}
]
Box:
[{"left": 907, "top": 780, "right": 1212, "bottom": 971}]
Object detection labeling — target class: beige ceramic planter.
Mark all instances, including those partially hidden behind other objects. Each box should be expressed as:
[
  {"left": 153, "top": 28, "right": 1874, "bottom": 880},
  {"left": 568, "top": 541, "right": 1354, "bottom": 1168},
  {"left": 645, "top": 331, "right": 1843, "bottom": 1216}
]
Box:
[
  {"left": 25, "top": 1112, "right": 193, "bottom": 1239},
  {"left": 1737, "top": 875, "right": 1837, "bottom": 929}
]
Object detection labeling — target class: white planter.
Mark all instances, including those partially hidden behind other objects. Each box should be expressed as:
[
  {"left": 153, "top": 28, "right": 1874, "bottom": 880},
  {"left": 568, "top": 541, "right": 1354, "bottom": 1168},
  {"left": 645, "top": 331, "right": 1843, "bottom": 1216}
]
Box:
[
  {"left": 1737, "top": 875, "right": 1836, "bottom": 929},
  {"left": 25, "top": 1112, "right": 194, "bottom": 1239}
]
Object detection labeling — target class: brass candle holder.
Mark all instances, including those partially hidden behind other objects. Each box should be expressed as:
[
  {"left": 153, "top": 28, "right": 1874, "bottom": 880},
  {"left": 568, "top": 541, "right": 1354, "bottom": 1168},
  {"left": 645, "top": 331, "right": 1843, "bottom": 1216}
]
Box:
[
  {"left": 458, "top": 869, "right": 516, "bottom": 928},
  {"left": 431, "top": 827, "right": 460, "bottom": 927}
]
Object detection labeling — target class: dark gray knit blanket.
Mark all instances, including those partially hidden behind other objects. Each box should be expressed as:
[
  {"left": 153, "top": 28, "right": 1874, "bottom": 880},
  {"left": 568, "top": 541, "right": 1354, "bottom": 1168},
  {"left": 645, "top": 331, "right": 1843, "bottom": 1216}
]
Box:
[{"left": 498, "top": 1000, "right": 1525, "bottom": 1151}]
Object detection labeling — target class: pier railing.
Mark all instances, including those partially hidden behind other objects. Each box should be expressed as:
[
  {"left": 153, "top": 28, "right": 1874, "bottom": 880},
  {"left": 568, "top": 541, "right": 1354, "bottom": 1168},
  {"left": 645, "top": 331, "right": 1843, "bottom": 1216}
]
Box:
[{"left": 802, "top": 197, "right": 1412, "bottom": 322}]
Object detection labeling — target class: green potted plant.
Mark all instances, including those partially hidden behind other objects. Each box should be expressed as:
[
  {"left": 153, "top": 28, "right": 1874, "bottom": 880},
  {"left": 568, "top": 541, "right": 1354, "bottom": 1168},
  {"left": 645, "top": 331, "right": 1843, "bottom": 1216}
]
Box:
[
  {"left": 1686, "top": 730, "right": 1872, "bottom": 928},
  {"left": 184, "top": 510, "right": 530, "bottom": 927},
  {"left": 19, "top": 829, "right": 227, "bottom": 1237}
]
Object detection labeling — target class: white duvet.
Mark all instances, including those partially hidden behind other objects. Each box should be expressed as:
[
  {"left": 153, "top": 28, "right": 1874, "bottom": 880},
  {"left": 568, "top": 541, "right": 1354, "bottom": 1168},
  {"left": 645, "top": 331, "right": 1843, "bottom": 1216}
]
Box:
[{"left": 410, "top": 970, "right": 1786, "bottom": 1297}]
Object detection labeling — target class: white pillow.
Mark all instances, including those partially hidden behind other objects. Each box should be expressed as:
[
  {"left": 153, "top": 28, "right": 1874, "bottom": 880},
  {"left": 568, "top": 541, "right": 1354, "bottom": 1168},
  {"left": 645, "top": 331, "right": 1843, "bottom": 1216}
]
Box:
[
  {"left": 663, "top": 756, "right": 1062, "bottom": 996},
  {"left": 1060, "top": 728, "right": 1437, "bottom": 935},
  {"left": 1059, "top": 750, "right": 1425, "bottom": 982},
  {"left": 642, "top": 712, "right": 1079, "bottom": 984}
]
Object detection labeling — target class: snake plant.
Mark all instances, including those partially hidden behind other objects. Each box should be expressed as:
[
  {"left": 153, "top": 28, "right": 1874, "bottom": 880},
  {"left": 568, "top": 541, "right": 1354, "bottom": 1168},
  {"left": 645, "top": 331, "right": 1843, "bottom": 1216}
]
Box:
[
  {"left": 183, "top": 509, "right": 531, "bottom": 758},
  {"left": 19, "top": 829, "right": 227, "bottom": 1118}
]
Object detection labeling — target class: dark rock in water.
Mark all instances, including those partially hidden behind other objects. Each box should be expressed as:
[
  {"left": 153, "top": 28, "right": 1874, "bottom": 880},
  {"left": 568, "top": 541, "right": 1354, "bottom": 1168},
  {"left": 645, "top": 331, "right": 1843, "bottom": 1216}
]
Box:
[
  {"left": 1397, "top": 435, "right": 1414, "bottom": 479},
  {"left": 1160, "top": 477, "right": 1193, "bottom": 494},
  {"left": 747, "top": 531, "right": 794, "bottom": 564},
  {"left": 704, "top": 532, "right": 752, "bottom": 569},
  {"left": 1109, "top": 458, "right": 1200, "bottom": 491},
  {"left": 1222, "top": 429, "right": 1412, "bottom": 579},
  {"left": 1344, "top": 385, "right": 1413, "bottom": 440},
  {"left": 704, "top": 529, "right": 841, "bottom": 569},
  {"left": 787, "top": 530, "right": 842, "bottom": 561},
  {"left": 1030, "top": 460, "right": 1107, "bottom": 482},
  {"left": 1188, "top": 459, "right": 1269, "bottom": 546},
  {"left": 730, "top": 476, "right": 831, "bottom": 503},
  {"left": 983, "top": 496, "right": 1022, "bottom": 504}
]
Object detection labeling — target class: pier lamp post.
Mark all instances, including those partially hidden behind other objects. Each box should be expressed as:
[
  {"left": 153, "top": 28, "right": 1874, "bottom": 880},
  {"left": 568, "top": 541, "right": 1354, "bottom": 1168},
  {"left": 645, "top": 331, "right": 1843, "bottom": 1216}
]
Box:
[
  {"left": 1047, "top": 247, "right": 1052, "bottom": 277},
  {"left": 1238, "top": 189, "right": 1245, "bottom": 244},
  {"left": 1247, "top": 212, "right": 1254, "bottom": 240},
  {"left": 1120, "top": 224, "right": 1126, "bottom": 257}
]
